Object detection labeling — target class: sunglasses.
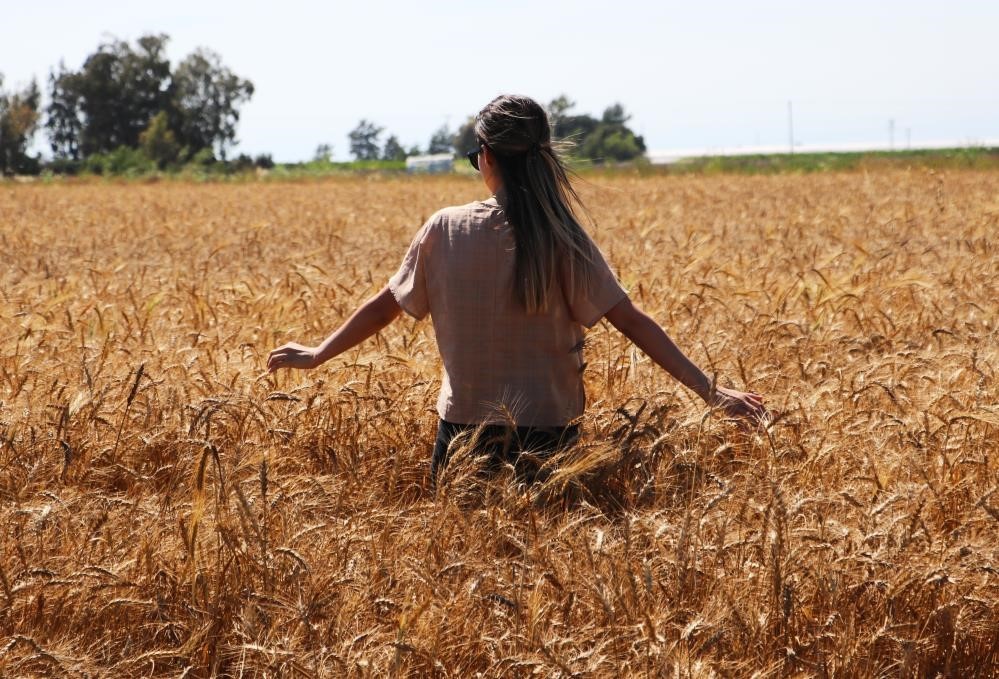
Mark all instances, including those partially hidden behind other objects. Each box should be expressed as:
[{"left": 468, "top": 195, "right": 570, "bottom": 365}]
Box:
[{"left": 466, "top": 144, "right": 484, "bottom": 172}]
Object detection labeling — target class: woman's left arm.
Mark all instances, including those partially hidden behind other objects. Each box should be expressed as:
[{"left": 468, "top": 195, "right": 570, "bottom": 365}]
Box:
[
  {"left": 604, "top": 296, "right": 766, "bottom": 421},
  {"left": 267, "top": 285, "right": 403, "bottom": 372}
]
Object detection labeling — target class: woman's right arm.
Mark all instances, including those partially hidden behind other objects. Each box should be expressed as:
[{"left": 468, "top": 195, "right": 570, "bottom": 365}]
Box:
[
  {"left": 267, "top": 285, "right": 402, "bottom": 372},
  {"left": 603, "top": 296, "right": 766, "bottom": 420}
]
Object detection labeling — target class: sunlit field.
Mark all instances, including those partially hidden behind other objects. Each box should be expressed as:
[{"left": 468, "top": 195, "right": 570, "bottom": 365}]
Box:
[{"left": 1, "top": 170, "right": 997, "bottom": 676}]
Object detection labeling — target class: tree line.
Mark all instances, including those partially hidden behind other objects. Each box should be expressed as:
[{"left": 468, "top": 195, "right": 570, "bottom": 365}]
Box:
[
  {"left": 330, "top": 121, "right": 455, "bottom": 162},
  {"left": 1, "top": 34, "right": 258, "bottom": 176},
  {"left": 1, "top": 33, "right": 648, "bottom": 176},
  {"left": 342, "top": 95, "right": 646, "bottom": 164}
]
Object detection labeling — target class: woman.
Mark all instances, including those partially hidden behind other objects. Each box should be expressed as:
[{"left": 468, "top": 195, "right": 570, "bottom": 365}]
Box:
[{"left": 267, "top": 94, "right": 766, "bottom": 480}]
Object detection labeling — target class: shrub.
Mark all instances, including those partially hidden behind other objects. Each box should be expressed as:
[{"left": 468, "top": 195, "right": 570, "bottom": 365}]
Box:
[
  {"left": 139, "top": 112, "right": 180, "bottom": 169},
  {"left": 84, "top": 146, "right": 155, "bottom": 175}
]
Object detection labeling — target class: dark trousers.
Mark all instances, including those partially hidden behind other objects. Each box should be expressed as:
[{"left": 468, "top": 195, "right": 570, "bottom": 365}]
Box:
[{"left": 431, "top": 419, "right": 579, "bottom": 483}]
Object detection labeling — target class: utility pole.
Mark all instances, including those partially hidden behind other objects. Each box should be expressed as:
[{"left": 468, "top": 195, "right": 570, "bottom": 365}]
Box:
[
  {"left": 889, "top": 118, "right": 895, "bottom": 151},
  {"left": 787, "top": 101, "right": 794, "bottom": 154}
]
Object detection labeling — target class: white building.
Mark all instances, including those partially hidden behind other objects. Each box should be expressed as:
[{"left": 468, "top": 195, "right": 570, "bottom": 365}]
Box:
[{"left": 406, "top": 153, "right": 454, "bottom": 173}]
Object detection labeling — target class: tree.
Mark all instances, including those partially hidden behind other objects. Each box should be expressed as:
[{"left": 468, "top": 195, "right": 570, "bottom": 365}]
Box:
[
  {"left": 452, "top": 116, "right": 477, "bottom": 156},
  {"left": 313, "top": 143, "right": 333, "bottom": 162},
  {"left": 348, "top": 119, "right": 382, "bottom": 160},
  {"left": 601, "top": 102, "right": 630, "bottom": 126},
  {"left": 588, "top": 103, "right": 645, "bottom": 161},
  {"left": 543, "top": 96, "right": 645, "bottom": 163},
  {"left": 139, "top": 111, "right": 179, "bottom": 168},
  {"left": 546, "top": 95, "right": 598, "bottom": 150},
  {"left": 381, "top": 135, "right": 406, "bottom": 161},
  {"left": 122, "top": 34, "right": 174, "bottom": 146},
  {"left": 546, "top": 94, "right": 575, "bottom": 130},
  {"left": 44, "top": 35, "right": 253, "bottom": 163},
  {"left": 580, "top": 126, "right": 644, "bottom": 162},
  {"left": 0, "top": 75, "right": 41, "bottom": 175},
  {"left": 45, "top": 63, "right": 83, "bottom": 160},
  {"left": 45, "top": 34, "right": 173, "bottom": 158},
  {"left": 555, "top": 113, "right": 598, "bottom": 144},
  {"left": 172, "top": 48, "right": 254, "bottom": 161},
  {"left": 428, "top": 124, "right": 453, "bottom": 154}
]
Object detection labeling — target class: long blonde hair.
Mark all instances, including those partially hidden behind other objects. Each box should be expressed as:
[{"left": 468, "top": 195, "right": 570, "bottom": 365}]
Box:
[{"left": 474, "top": 94, "right": 595, "bottom": 313}]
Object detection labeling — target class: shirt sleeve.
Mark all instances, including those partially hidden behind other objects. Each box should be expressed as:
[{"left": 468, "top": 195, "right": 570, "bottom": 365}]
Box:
[
  {"left": 388, "top": 215, "right": 437, "bottom": 320},
  {"left": 564, "top": 240, "right": 629, "bottom": 328}
]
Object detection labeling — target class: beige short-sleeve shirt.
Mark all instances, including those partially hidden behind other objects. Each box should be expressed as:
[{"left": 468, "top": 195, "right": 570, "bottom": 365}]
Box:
[{"left": 389, "top": 196, "right": 627, "bottom": 427}]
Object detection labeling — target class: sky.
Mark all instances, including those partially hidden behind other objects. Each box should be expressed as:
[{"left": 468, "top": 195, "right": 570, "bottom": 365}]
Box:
[{"left": 3, "top": 0, "right": 998, "bottom": 162}]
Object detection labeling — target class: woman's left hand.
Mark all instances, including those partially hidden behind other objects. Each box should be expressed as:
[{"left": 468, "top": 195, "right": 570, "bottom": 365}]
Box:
[
  {"left": 267, "top": 342, "right": 320, "bottom": 373},
  {"left": 711, "top": 386, "right": 768, "bottom": 423}
]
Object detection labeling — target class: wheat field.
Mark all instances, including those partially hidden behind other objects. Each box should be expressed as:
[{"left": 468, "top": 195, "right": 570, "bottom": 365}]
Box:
[{"left": 0, "top": 170, "right": 997, "bottom": 677}]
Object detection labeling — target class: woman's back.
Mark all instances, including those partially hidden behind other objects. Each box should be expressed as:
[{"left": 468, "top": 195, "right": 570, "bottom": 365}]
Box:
[{"left": 390, "top": 194, "right": 626, "bottom": 427}]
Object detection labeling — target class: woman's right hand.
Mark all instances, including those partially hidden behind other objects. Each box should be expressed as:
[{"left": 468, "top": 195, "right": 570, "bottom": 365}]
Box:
[
  {"left": 267, "top": 342, "right": 320, "bottom": 373},
  {"left": 710, "top": 386, "right": 768, "bottom": 423}
]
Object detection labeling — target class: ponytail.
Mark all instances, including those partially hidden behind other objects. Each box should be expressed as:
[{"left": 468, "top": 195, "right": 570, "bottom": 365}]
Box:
[{"left": 475, "top": 95, "right": 595, "bottom": 313}]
